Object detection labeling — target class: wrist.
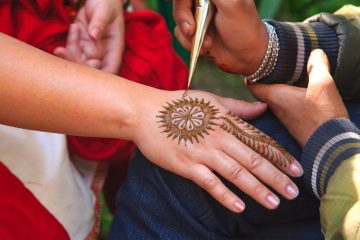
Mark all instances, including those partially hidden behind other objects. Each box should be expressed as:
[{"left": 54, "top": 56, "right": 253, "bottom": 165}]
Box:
[
  {"left": 239, "top": 20, "right": 269, "bottom": 75},
  {"left": 244, "top": 21, "right": 279, "bottom": 82}
]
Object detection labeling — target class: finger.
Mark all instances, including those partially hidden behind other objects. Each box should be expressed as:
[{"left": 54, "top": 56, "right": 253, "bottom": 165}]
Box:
[
  {"left": 174, "top": 26, "right": 193, "bottom": 51},
  {"left": 86, "top": 59, "right": 102, "bottom": 69},
  {"left": 189, "top": 164, "right": 246, "bottom": 213},
  {"left": 247, "top": 82, "right": 273, "bottom": 103},
  {"left": 173, "top": 0, "right": 195, "bottom": 37},
  {"left": 64, "top": 24, "right": 83, "bottom": 63},
  {"left": 101, "top": 18, "right": 124, "bottom": 74},
  {"left": 210, "top": 150, "right": 281, "bottom": 209},
  {"left": 88, "top": 4, "right": 112, "bottom": 40},
  {"left": 307, "top": 49, "right": 333, "bottom": 95},
  {"left": 215, "top": 95, "right": 267, "bottom": 120},
  {"left": 80, "top": 40, "right": 101, "bottom": 59},
  {"left": 53, "top": 47, "right": 68, "bottom": 59},
  {"left": 220, "top": 138, "right": 300, "bottom": 200}
]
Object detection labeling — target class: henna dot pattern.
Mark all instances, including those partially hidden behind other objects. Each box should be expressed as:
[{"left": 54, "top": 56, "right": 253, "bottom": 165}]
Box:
[{"left": 157, "top": 98, "right": 219, "bottom": 145}]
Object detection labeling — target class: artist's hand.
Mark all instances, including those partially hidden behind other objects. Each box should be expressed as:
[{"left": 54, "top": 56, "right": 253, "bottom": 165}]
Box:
[
  {"left": 132, "top": 89, "right": 303, "bottom": 213},
  {"left": 54, "top": 0, "right": 124, "bottom": 74},
  {"left": 173, "top": 0, "right": 267, "bottom": 75},
  {"left": 248, "top": 49, "right": 349, "bottom": 147}
]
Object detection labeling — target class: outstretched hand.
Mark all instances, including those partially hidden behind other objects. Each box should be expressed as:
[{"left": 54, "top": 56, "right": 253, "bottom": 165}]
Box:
[
  {"left": 132, "top": 89, "right": 303, "bottom": 213},
  {"left": 54, "top": 0, "right": 124, "bottom": 74},
  {"left": 248, "top": 49, "right": 349, "bottom": 147}
]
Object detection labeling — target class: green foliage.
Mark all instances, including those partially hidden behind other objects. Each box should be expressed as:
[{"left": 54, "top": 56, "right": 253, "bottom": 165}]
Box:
[{"left": 256, "top": 0, "right": 359, "bottom": 21}]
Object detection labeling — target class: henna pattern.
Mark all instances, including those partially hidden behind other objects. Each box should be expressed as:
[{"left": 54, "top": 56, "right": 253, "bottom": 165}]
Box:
[
  {"left": 219, "top": 111, "right": 295, "bottom": 167},
  {"left": 157, "top": 98, "right": 219, "bottom": 145},
  {"left": 158, "top": 98, "right": 295, "bottom": 167}
]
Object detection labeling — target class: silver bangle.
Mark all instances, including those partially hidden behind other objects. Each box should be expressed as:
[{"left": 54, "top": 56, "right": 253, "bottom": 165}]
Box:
[{"left": 245, "top": 21, "right": 279, "bottom": 83}]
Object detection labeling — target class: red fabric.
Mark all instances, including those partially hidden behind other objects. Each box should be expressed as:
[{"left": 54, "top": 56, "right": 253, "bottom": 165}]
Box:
[
  {"left": 0, "top": 0, "right": 73, "bottom": 52},
  {"left": 67, "top": 10, "right": 188, "bottom": 164},
  {"left": 0, "top": 0, "right": 188, "bottom": 164},
  {"left": 0, "top": 163, "right": 70, "bottom": 240}
]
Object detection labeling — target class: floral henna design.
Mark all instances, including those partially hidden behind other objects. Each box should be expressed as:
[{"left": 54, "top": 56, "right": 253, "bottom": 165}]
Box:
[
  {"left": 157, "top": 98, "right": 295, "bottom": 167},
  {"left": 219, "top": 111, "right": 295, "bottom": 167},
  {"left": 157, "top": 98, "right": 219, "bottom": 145}
]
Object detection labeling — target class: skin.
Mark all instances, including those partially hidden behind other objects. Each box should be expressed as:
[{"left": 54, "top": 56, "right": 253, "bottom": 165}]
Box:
[
  {"left": 54, "top": 0, "right": 124, "bottom": 74},
  {"left": 248, "top": 49, "right": 349, "bottom": 146},
  {"left": 173, "top": 0, "right": 267, "bottom": 75},
  {"left": 0, "top": 33, "right": 303, "bottom": 213}
]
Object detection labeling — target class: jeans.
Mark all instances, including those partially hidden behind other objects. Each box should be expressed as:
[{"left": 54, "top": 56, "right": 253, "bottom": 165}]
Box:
[{"left": 110, "top": 100, "right": 360, "bottom": 240}]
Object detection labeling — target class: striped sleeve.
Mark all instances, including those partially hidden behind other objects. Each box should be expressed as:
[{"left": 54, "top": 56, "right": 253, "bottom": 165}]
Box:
[
  {"left": 260, "top": 20, "right": 339, "bottom": 87},
  {"left": 301, "top": 118, "right": 360, "bottom": 199}
]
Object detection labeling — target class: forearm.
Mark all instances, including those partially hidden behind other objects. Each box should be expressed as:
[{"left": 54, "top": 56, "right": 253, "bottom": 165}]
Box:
[
  {"left": 301, "top": 118, "right": 360, "bottom": 239},
  {"left": 0, "top": 33, "right": 157, "bottom": 140}
]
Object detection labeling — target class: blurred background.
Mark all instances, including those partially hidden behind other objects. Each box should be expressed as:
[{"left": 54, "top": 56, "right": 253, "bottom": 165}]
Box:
[{"left": 101, "top": 0, "right": 359, "bottom": 238}]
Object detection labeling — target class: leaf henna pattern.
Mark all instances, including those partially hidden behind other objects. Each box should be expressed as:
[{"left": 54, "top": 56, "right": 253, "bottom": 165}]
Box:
[
  {"left": 157, "top": 98, "right": 219, "bottom": 145},
  {"left": 157, "top": 98, "right": 295, "bottom": 168},
  {"left": 219, "top": 111, "right": 295, "bottom": 167}
]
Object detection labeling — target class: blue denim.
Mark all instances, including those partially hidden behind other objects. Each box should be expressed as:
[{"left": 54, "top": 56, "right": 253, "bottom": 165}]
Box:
[{"left": 110, "top": 100, "right": 360, "bottom": 240}]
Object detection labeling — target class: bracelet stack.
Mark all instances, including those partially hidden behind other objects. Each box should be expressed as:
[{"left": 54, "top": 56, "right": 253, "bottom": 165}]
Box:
[{"left": 245, "top": 21, "right": 279, "bottom": 83}]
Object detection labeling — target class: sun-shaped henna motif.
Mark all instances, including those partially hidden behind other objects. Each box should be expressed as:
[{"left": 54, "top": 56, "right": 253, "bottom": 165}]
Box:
[{"left": 157, "top": 98, "right": 219, "bottom": 145}]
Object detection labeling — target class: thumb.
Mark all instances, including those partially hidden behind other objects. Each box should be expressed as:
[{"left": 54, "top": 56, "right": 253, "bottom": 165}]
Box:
[
  {"left": 215, "top": 95, "right": 267, "bottom": 120},
  {"left": 87, "top": 4, "right": 112, "bottom": 40},
  {"left": 307, "top": 49, "right": 333, "bottom": 94}
]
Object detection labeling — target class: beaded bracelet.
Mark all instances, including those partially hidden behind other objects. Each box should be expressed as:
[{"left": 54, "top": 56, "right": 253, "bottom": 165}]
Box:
[{"left": 245, "top": 21, "right": 279, "bottom": 83}]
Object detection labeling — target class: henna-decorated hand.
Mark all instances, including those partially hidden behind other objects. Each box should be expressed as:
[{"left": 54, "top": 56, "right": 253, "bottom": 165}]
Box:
[
  {"left": 248, "top": 50, "right": 349, "bottom": 147},
  {"left": 132, "top": 89, "right": 303, "bottom": 213},
  {"left": 173, "top": 0, "right": 267, "bottom": 74},
  {"left": 54, "top": 0, "right": 124, "bottom": 74}
]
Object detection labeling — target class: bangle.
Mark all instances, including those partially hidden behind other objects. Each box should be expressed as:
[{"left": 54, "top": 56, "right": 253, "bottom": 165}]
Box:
[{"left": 245, "top": 21, "right": 279, "bottom": 83}]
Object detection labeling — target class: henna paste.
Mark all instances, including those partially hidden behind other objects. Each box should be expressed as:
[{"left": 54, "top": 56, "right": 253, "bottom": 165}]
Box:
[
  {"left": 157, "top": 98, "right": 219, "bottom": 145},
  {"left": 158, "top": 97, "right": 295, "bottom": 167},
  {"left": 219, "top": 111, "right": 295, "bottom": 167}
]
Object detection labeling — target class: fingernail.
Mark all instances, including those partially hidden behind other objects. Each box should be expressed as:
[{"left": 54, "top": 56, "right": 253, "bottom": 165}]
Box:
[
  {"left": 234, "top": 201, "right": 245, "bottom": 212},
  {"left": 182, "top": 22, "right": 190, "bottom": 35},
  {"left": 290, "top": 162, "right": 303, "bottom": 176},
  {"left": 253, "top": 101, "right": 264, "bottom": 105},
  {"left": 91, "top": 27, "right": 100, "bottom": 40},
  {"left": 286, "top": 184, "right": 299, "bottom": 198},
  {"left": 267, "top": 195, "right": 280, "bottom": 207}
]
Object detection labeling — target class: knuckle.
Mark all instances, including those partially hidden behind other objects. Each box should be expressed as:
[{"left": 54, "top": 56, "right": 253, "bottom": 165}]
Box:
[
  {"left": 248, "top": 153, "right": 264, "bottom": 170},
  {"left": 202, "top": 177, "right": 219, "bottom": 190},
  {"left": 272, "top": 172, "right": 285, "bottom": 188},
  {"left": 254, "top": 184, "right": 265, "bottom": 197},
  {"left": 228, "top": 164, "right": 245, "bottom": 181},
  {"left": 220, "top": 191, "right": 232, "bottom": 203}
]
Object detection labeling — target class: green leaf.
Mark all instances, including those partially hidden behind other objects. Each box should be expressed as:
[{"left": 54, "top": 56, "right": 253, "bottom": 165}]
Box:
[{"left": 258, "top": 0, "right": 282, "bottom": 19}]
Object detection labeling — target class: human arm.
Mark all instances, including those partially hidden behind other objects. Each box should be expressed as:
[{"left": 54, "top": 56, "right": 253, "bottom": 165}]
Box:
[
  {"left": 173, "top": 2, "right": 360, "bottom": 99},
  {"left": 54, "top": 0, "right": 125, "bottom": 74},
  {"left": 0, "top": 33, "right": 302, "bottom": 213},
  {"left": 249, "top": 49, "right": 360, "bottom": 239}
]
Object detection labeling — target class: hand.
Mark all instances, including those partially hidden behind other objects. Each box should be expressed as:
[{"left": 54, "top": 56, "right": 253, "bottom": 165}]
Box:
[
  {"left": 132, "top": 89, "right": 303, "bottom": 213},
  {"left": 173, "top": 0, "right": 267, "bottom": 74},
  {"left": 248, "top": 49, "right": 349, "bottom": 147},
  {"left": 54, "top": 0, "right": 124, "bottom": 74}
]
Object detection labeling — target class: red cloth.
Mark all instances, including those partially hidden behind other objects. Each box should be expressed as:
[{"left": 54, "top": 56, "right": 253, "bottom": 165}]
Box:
[
  {"left": 67, "top": 10, "right": 188, "bottom": 164},
  {"left": 0, "top": 163, "right": 70, "bottom": 240}
]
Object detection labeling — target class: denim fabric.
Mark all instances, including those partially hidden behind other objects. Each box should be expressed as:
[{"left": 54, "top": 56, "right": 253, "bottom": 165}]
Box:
[{"left": 110, "top": 100, "right": 360, "bottom": 240}]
